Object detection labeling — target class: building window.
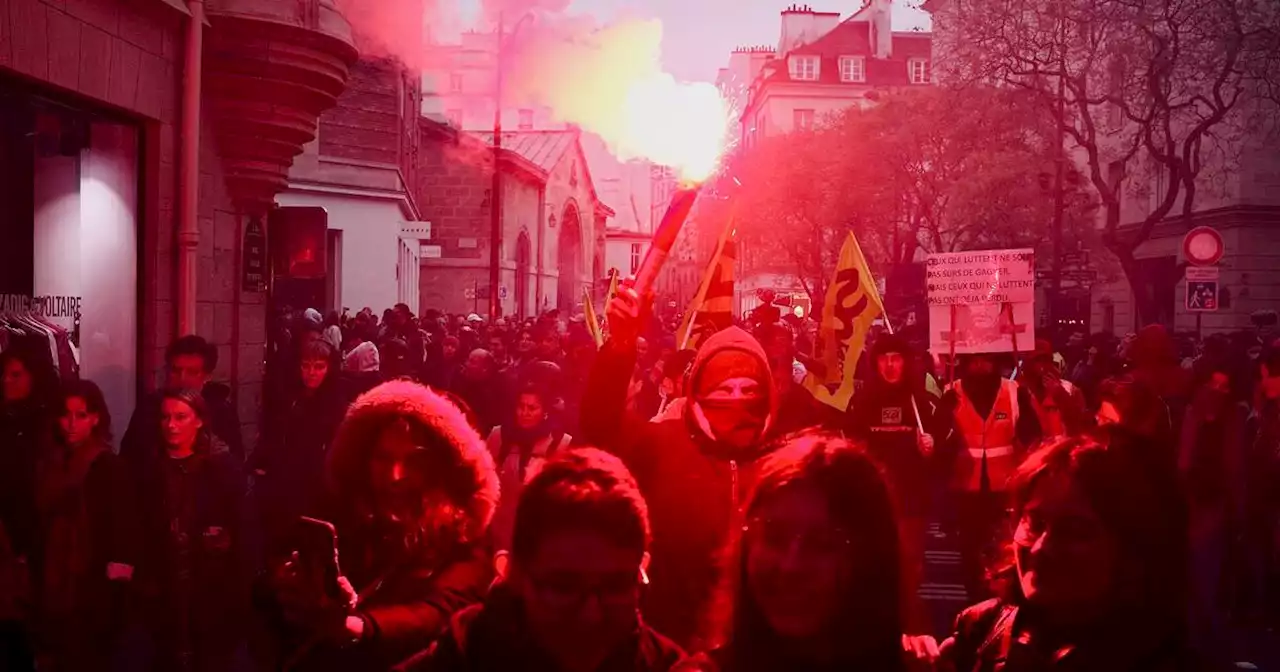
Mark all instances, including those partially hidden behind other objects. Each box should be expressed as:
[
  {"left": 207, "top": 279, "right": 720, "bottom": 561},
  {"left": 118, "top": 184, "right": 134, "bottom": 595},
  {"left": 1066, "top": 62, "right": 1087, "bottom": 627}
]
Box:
[
  {"left": 908, "top": 58, "right": 931, "bottom": 84},
  {"left": 789, "top": 55, "right": 820, "bottom": 81},
  {"left": 839, "top": 56, "right": 866, "bottom": 83},
  {"left": 445, "top": 109, "right": 463, "bottom": 127},
  {"left": 518, "top": 109, "right": 534, "bottom": 130},
  {"left": 1, "top": 93, "right": 141, "bottom": 424},
  {"left": 449, "top": 73, "right": 464, "bottom": 92},
  {"left": 793, "top": 109, "right": 815, "bottom": 131},
  {"left": 630, "top": 243, "right": 642, "bottom": 275}
]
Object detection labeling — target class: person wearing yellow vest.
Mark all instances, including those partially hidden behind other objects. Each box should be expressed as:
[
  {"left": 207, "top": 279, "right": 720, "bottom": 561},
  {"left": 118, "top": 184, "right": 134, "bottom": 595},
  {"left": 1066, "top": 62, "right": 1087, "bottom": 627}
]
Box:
[
  {"left": 1022, "top": 340, "right": 1090, "bottom": 441},
  {"left": 939, "top": 352, "right": 1042, "bottom": 600}
]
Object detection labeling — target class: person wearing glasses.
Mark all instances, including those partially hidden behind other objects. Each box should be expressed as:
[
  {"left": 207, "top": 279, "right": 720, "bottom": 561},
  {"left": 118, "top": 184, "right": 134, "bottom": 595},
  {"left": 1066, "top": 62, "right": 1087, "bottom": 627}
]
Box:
[
  {"left": 940, "top": 434, "right": 1198, "bottom": 670},
  {"left": 402, "top": 448, "right": 683, "bottom": 672}
]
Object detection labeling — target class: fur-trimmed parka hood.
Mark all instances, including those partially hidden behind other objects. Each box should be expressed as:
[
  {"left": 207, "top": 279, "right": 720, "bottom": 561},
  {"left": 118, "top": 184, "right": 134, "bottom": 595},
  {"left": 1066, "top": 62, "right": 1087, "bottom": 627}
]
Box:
[{"left": 327, "top": 380, "right": 499, "bottom": 539}]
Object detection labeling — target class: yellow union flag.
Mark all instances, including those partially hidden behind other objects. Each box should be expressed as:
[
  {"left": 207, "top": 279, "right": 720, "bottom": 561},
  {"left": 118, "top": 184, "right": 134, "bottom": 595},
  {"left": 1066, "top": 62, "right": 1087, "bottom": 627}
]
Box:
[
  {"left": 584, "top": 288, "right": 604, "bottom": 348},
  {"left": 803, "top": 233, "right": 884, "bottom": 411}
]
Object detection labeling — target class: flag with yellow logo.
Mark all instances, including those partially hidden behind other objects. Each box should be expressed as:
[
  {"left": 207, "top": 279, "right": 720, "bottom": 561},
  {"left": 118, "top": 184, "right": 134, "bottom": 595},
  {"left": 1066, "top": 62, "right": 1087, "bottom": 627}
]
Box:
[
  {"left": 584, "top": 288, "right": 604, "bottom": 348},
  {"left": 802, "top": 233, "right": 884, "bottom": 411},
  {"left": 678, "top": 219, "right": 737, "bottom": 350}
]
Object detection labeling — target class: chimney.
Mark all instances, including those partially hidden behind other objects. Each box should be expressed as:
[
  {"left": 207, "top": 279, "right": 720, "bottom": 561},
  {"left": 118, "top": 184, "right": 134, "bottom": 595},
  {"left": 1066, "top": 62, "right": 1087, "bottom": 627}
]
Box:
[
  {"left": 779, "top": 4, "right": 816, "bottom": 55},
  {"left": 870, "top": 0, "right": 893, "bottom": 59}
]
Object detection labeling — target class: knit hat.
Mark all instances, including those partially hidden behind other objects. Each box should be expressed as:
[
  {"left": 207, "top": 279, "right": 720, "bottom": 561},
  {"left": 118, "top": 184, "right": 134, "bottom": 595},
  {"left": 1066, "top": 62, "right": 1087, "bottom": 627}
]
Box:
[{"left": 870, "top": 332, "right": 910, "bottom": 360}]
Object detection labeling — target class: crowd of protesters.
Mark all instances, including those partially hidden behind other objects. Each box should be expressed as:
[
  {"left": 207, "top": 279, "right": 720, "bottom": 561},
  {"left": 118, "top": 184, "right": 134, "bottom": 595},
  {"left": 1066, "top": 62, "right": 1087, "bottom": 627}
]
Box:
[{"left": 0, "top": 287, "right": 1278, "bottom": 671}]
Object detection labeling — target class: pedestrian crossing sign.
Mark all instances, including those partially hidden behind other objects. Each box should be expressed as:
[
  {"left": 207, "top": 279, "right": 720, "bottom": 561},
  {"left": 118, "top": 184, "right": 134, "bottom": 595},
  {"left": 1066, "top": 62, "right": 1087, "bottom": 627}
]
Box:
[{"left": 1186, "top": 280, "right": 1218, "bottom": 312}]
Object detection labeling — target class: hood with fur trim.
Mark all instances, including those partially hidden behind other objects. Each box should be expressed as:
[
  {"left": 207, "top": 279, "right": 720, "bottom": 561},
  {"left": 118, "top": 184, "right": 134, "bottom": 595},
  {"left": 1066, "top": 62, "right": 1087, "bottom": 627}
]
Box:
[{"left": 327, "top": 380, "right": 499, "bottom": 539}]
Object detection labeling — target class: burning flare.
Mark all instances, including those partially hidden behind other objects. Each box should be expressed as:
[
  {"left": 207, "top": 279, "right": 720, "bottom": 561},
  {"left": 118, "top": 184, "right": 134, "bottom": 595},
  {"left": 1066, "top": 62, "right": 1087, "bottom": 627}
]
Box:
[{"left": 503, "top": 18, "right": 730, "bottom": 183}]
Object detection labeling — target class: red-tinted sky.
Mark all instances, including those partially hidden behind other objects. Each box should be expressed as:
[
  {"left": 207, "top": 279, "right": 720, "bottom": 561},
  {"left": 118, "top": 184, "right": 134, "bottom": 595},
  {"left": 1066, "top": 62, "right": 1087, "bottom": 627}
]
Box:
[{"left": 454, "top": 0, "right": 932, "bottom": 82}]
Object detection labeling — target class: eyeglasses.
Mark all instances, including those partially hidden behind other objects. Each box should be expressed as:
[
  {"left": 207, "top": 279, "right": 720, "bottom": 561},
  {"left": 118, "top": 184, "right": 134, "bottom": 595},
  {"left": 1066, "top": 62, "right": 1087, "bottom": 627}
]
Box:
[
  {"left": 744, "top": 518, "right": 853, "bottom": 557},
  {"left": 528, "top": 570, "right": 643, "bottom": 610}
]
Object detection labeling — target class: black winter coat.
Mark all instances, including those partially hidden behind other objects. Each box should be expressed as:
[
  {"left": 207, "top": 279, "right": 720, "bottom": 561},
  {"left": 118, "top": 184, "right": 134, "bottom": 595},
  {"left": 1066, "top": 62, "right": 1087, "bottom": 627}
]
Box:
[
  {"left": 0, "top": 399, "right": 51, "bottom": 557},
  {"left": 398, "top": 587, "right": 684, "bottom": 672}
]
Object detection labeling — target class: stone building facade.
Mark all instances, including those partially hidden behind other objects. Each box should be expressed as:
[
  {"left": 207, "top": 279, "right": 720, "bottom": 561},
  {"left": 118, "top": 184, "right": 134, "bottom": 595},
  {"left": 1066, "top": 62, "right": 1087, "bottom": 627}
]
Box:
[
  {"left": 416, "top": 122, "right": 612, "bottom": 319},
  {"left": 0, "top": 0, "right": 357, "bottom": 440}
]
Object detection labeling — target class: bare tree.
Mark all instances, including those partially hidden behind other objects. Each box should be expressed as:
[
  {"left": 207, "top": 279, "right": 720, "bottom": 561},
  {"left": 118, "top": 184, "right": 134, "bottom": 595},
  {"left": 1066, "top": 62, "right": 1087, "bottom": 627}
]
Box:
[
  {"left": 728, "top": 86, "right": 1096, "bottom": 308},
  {"left": 939, "top": 0, "right": 1279, "bottom": 324}
]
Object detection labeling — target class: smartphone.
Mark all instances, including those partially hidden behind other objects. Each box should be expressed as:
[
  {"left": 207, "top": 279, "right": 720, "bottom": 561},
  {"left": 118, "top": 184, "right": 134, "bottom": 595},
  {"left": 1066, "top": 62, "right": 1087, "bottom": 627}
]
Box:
[{"left": 291, "top": 517, "right": 343, "bottom": 601}]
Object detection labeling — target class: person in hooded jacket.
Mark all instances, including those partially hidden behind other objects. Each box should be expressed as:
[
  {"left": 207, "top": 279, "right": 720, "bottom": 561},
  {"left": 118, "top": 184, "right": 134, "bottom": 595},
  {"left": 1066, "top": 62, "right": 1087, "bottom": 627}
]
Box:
[
  {"left": 252, "top": 339, "right": 352, "bottom": 552},
  {"left": 580, "top": 287, "right": 777, "bottom": 648},
  {"left": 258, "top": 380, "right": 497, "bottom": 670},
  {"left": 399, "top": 448, "right": 684, "bottom": 672},
  {"left": 844, "top": 332, "right": 939, "bottom": 626}
]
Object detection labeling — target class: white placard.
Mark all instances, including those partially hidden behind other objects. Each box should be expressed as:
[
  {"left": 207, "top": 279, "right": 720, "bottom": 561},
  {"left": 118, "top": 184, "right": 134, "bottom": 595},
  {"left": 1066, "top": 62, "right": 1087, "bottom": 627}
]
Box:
[
  {"left": 420, "top": 244, "right": 443, "bottom": 259},
  {"left": 925, "top": 249, "right": 1036, "bottom": 305},
  {"left": 927, "top": 249, "right": 1036, "bottom": 354}
]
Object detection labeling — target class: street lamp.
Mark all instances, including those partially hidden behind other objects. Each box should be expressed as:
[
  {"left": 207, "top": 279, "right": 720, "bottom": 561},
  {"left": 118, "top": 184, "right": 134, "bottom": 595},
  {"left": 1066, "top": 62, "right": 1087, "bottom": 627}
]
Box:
[{"left": 490, "top": 11, "right": 536, "bottom": 322}]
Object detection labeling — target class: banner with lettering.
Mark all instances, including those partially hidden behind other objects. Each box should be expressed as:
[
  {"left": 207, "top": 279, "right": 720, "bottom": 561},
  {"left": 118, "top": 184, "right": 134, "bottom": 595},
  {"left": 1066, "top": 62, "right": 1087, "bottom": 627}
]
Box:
[
  {"left": 926, "top": 249, "right": 1035, "bottom": 354},
  {"left": 802, "top": 233, "right": 884, "bottom": 412}
]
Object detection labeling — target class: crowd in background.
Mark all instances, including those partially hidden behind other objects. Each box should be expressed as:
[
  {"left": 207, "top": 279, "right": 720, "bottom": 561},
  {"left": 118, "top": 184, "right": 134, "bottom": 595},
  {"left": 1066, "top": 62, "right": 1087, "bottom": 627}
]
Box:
[{"left": 0, "top": 290, "right": 1278, "bottom": 671}]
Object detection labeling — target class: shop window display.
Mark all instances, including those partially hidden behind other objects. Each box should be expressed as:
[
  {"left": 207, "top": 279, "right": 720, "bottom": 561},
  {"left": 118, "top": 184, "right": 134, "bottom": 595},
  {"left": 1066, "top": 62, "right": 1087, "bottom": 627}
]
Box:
[{"left": 0, "top": 88, "right": 140, "bottom": 423}]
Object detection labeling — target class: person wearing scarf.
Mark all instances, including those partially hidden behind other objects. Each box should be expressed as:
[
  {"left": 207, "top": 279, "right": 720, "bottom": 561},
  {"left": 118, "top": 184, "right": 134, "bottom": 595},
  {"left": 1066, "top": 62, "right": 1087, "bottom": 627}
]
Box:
[{"left": 580, "top": 287, "right": 778, "bottom": 649}]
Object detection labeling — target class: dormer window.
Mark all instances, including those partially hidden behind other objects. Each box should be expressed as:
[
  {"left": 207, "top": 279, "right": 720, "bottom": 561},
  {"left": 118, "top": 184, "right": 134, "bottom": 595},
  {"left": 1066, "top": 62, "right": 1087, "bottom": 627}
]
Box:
[
  {"left": 789, "top": 55, "right": 820, "bottom": 81},
  {"left": 908, "top": 58, "right": 931, "bottom": 84},
  {"left": 839, "top": 56, "right": 866, "bottom": 83}
]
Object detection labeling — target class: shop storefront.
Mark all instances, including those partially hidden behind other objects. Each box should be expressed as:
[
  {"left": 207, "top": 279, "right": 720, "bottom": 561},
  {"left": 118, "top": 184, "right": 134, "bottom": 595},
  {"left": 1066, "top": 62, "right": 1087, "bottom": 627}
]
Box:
[{"left": 0, "top": 82, "right": 140, "bottom": 422}]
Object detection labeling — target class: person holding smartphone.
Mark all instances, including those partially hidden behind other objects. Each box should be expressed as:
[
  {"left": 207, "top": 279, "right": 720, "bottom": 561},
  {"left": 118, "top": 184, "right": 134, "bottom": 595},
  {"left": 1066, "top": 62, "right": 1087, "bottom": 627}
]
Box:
[{"left": 258, "top": 380, "right": 497, "bottom": 670}]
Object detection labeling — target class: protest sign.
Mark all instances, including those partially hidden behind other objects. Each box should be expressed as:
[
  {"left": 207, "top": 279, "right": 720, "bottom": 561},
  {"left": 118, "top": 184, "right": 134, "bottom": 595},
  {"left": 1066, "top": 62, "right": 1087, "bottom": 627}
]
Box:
[{"left": 926, "top": 249, "right": 1035, "bottom": 355}]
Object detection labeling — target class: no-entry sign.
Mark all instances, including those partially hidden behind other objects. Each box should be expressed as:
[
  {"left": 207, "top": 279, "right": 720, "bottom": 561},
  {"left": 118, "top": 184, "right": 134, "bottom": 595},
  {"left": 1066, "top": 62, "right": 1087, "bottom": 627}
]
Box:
[{"left": 1183, "top": 227, "right": 1224, "bottom": 266}]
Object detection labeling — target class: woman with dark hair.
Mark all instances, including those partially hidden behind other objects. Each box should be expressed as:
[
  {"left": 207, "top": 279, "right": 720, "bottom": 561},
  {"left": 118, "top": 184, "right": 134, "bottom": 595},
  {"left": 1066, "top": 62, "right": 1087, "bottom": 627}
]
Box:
[
  {"left": 33, "top": 380, "right": 138, "bottom": 669},
  {"left": 258, "top": 380, "right": 495, "bottom": 669},
  {"left": 134, "top": 387, "right": 248, "bottom": 671},
  {"left": 682, "top": 432, "right": 933, "bottom": 672},
  {"left": 0, "top": 347, "right": 60, "bottom": 562},
  {"left": 942, "top": 434, "right": 1194, "bottom": 670},
  {"left": 253, "top": 339, "right": 350, "bottom": 550},
  {"left": 486, "top": 383, "right": 571, "bottom": 553}
]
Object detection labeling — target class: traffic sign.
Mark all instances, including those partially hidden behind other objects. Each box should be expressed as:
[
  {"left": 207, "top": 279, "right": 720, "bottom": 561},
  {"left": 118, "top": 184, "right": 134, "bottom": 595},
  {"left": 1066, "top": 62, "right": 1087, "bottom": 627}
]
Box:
[
  {"left": 1183, "top": 226, "right": 1224, "bottom": 266},
  {"left": 1059, "top": 270, "right": 1100, "bottom": 282},
  {"left": 464, "top": 287, "right": 476, "bottom": 300},
  {"left": 1062, "top": 250, "right": 1090, "bottom": 267},
  {"left": 1186, "top": 280, "right": 1218, "bottom": 312},
  {"left": 1186, "top": 266, "right": 1220, "bottom": 282}
]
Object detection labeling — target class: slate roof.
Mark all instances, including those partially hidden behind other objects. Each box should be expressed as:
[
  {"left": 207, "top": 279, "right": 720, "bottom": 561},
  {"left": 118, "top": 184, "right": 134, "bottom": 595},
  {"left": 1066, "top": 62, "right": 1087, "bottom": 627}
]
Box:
[
  {"left": 475, "top": 130, "right": 576, "bottom": 176},
  {"left": 473, "top": 129, "right": 615, "bottom": 218}
]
